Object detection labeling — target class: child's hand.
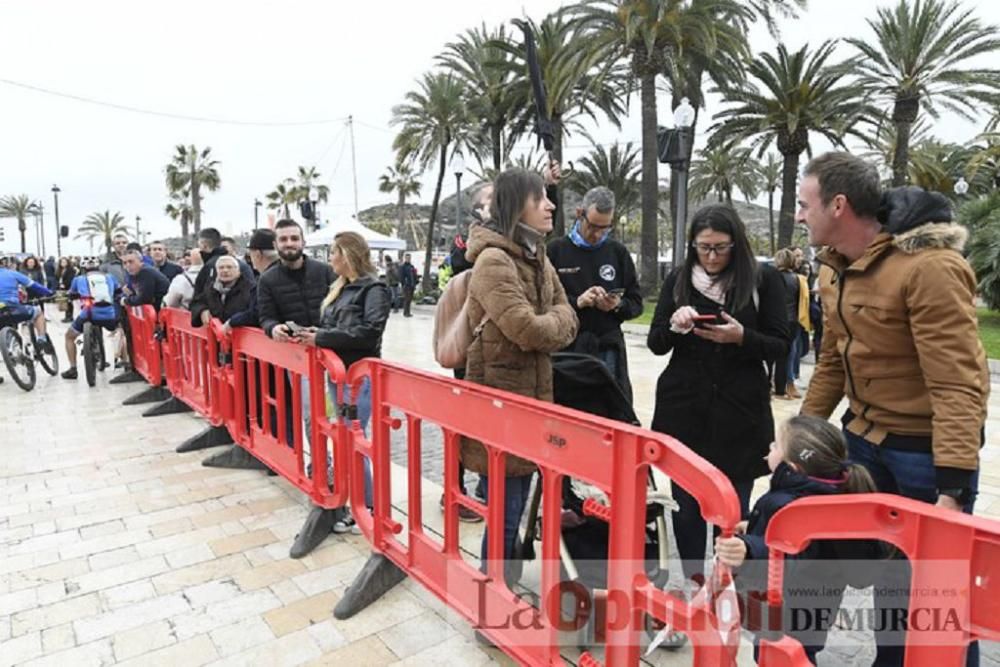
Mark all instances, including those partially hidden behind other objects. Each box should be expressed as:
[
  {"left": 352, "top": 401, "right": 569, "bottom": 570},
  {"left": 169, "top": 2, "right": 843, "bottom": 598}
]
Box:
[
  {"left": 735, "top": 520, "right": 748, "bottom": 534},
  {"left": 714, "top": 536, "right": 747, "bottom": 568}
]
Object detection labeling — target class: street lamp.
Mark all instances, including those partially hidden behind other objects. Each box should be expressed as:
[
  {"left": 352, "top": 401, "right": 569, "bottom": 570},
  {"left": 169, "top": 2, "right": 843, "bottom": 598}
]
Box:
[
  {"left": 254, "top": 199, "right": 262, "bottom": 230},
  {"left": 451, "top": 153, "right": 466, "bottom": 238},
  {"left": 670, "top": 97, "right": 696, "bottom": 270},
  {"left": 51, "top": 185, "right": 62, "bottom": 257},
  {"left": 309, "top": 187, "right": 320, "bottom": 231},
  {"left": 135, "top": 215, "right": 142, "bottom": 245},
  {"left": 954, "top": 176, "right": 970, "bottom": 196}
]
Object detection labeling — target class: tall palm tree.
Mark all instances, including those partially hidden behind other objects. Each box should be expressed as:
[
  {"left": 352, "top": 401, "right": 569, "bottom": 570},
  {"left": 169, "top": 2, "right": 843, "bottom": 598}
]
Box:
[
  {"left": 266, "top": 179, "right": 297, "bottom": 219},
  {"left": 378, "top": 163, "right": 423, "bottom": 238},
  {"left": 566, "top": 141, "right": 642, "bottom": 225},
  {"left": 290, "top": 166, "right": 330, "bottom": 230},
  {"left": 568, "top": 0, "right": 753, "bottom": 293},
  {"left": 75, "top": 210, "right": 129, "bottom": 255},
  {"left": 711, "top": 41, "right": 876, "bottom": 247},
  {"left": 495, "top": 13, "right": 627, "bottom": 238},
  {"left": 164, "top": 189, "right": 193, "bottom": 240},
  {"left": 438, "top": 24, "right": 529, "bottom": 173},
  {"left": 688, "top": 145, "right": 762, "bottom": 206},
  {"left": 391, "top": 71, "right": 471, "bottom": 288},
  {"left": 0, "top": 195, "right": 41, "bottom": 253},
  {"left": 165, "top": 144, "right": 221, "bottom": 235},
  {"left": 760, "top": 153, "right": 782, "bottom": 254},
  {"left": 846, "top": 0, "right": 1000, "bottom": 186}
]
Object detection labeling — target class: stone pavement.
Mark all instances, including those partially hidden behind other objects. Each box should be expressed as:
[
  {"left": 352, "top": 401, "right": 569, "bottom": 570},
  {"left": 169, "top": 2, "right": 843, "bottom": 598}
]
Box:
[{"left": 2, "top": 308, "right": 999, "bottom": 666}]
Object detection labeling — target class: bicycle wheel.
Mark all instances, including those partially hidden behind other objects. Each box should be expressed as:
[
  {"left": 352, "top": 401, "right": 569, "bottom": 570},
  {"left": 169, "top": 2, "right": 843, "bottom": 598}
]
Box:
[
  {"left": 83, "top": 322, "right": 99, "bottom": 387},
  {"left": 0, "top": 327, "right": 36, "bottom": 391},
  {"left": 31, "top": 329, "right": 59, "bottom": 376}
]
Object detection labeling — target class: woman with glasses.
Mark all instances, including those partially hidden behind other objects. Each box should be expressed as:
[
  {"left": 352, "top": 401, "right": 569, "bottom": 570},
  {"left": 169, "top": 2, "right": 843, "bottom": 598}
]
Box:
[{"left": 647, "top": 204, "right": 789, "bottom": 584}]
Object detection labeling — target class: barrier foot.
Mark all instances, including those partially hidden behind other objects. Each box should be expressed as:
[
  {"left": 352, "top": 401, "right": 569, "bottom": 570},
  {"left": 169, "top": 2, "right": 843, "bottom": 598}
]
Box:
[
  {"left": 123, "top": 385, "right": 172, "bottom": 406},
  {"left": 202, "top": 446, "right": 270, "bottom": 471},
  {"left": 176, "top": 425, "right": 233, "bottom": 453},
  {"left": 289, "top": 506, "right": 340, "bottom": 559},
  {"left": 142, "top": 397, "right": 194, "bottom": 417},
  {"left": 109, "top": 370, "right": 144, "bottom": 385},
  {"left": 333, "top": 553, "right": 406, "bottom": 619}
]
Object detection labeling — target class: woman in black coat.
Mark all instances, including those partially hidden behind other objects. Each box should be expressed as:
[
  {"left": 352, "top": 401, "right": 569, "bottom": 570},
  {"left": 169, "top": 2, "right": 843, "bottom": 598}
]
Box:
[
  {"left": 190, "top": 255, "right": 255, "bottom": 329},
  {"left": 647, "top": 204, "right": 788, "bottom": 582},
  {"left": 56, "top": 257, "right": 78, "bottom": 322}
]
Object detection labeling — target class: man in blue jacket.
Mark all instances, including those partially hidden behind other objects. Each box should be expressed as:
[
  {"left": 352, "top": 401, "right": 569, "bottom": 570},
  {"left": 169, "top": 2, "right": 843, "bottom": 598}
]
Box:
[
  {"left": 0, "top": 264, "right": 54, "bottom": 349},
  {"left": 61, "top": 257, "right": 121, "bottom": 380}
]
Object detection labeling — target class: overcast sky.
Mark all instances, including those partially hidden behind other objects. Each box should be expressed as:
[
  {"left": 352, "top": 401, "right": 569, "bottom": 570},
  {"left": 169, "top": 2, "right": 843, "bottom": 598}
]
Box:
[{"left": 1, "top": 0, "right": 997, "bottom": 256}]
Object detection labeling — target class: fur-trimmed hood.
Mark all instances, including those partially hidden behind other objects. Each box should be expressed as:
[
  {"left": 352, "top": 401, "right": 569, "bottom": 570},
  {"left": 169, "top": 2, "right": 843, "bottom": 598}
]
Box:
[
  {"left": 879, "top": 186, "right": 966, "bottom": 254},
  {"left": 893, "top": 221, "right": 969, "bottom": 254}
]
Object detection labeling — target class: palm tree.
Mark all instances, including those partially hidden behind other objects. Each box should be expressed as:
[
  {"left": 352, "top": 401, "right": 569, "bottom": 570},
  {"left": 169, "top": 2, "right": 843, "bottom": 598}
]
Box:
[
  {"left": 760, "top": 153, "right": 782, "bottom": 254},
  {"left": 963, "top": 191, "right": 1000, "bottom": 308},
  {"left": 391, "top": 71, "right": 471, "bottom": 288},
  {"left": 566, "top": 141, "right": 642, "bottom": 226},
  {"left": 711, "top": 41, "right": 876, "bottom": 247},
  {"left": 688, "top": 145, "right": 762, "bottom": 207},
  {"left": 378, "top": 163, "right": 423, "bottom": 238},
  {"left": 75, "top": 211, "right": 129, "bottom": 255},
  {"left": 165, "top": 144, "right": 221, "bottom": 235},
  {"left": 846, "top": 0, "right": 1000, "bottom": 187},
  {"left": 569, "top": 0, "right": 753, "bottom": 293},
  {"left": 495, "top": 13, "right": 627, "bottom": 238},
  {"left": 164, "top": 189, "right": 193, "bottom": 240},
  {"left": 0, "top": 195, "right": 41, "bottom": 253},
  {"left": 438, "top": 24, "right": 529, "bottom": 172},
  {"left": 266, "top": 179, "right": 297, "bottom": 219}
]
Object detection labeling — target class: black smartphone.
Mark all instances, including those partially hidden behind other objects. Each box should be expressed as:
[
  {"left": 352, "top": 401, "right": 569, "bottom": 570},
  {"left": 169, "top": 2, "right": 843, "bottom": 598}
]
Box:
[
  {"left": 609, "top": 287, "right": 626, "bottom": 297},
  {"left": 285, "top": 321, "right": 304, "bottom": 335}
]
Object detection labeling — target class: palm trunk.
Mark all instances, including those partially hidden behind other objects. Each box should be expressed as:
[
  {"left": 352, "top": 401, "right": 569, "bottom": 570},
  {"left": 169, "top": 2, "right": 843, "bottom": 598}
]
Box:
[
  {"left": 180, "top": 212, "right": 190, "bottom": 241},
  {"left": 491, "top": 122, "right": 503, "bottom": 173},
  {"left": 768, "top": 188, "right": 776, "bottom": 255},
  {"left": 639, "top": 70, "right": 659, "bottom": 296},
  {"left": 778, "top": 151, "right": 801, "bottom": 248},
  {"left": 551, "top": 116, "right": 565, "bottom": 239},
  {"left": 191, "top": 178, "right": 202, "bottom": 236},
  {"left": 18, "top": 218, "right": 26, "bottom": 253},
  {"left": 891, "top": 119, "right": 912, "bottom": 187},
  {"left": 396, "top": 192, "right": 406, "bottom": 239},
  {"left": 424, "top": 143, "right": 449, "bottom": 289}
]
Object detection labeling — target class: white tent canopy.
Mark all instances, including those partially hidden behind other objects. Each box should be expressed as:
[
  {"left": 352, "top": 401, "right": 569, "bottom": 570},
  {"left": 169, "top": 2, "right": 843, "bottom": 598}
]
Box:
[{"left": 304, "top": 218, "right": 407, "bottom": 251}]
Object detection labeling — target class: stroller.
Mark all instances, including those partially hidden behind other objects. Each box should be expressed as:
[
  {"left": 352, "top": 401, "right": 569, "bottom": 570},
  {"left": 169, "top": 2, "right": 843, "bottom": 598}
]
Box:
[{"left": 518, "top": 353, "right": 678, "bottom": 647}]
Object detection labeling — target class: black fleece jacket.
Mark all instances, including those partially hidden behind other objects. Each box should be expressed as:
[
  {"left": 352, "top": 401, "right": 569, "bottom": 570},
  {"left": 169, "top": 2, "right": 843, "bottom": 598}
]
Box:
[{"left": 256, "top": 257, "right": 336, "bottom": 336}]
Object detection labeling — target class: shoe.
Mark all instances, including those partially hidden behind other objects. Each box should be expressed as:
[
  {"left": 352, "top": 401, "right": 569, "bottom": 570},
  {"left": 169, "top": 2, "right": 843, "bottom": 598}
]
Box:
[
  {"left": 332, "top": 510, "right": 362, "bottom": 535},
  {"left": 458, "top": 504, "right": 483, "bottom": 523},
  {"left": 61, "top": 367, "right": 78, "bottom": 380},
  {"left": 785, "top": 383, "right": 802, "bottom": 399}
]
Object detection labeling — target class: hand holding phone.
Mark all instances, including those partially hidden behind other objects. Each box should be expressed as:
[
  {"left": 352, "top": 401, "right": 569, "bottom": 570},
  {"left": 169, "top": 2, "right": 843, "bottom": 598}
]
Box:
[
  {"left": 608, "top": 287, "right": 626, "bottom": 297},
  {"left": 285, "top": 321, "right": 304, "bottom": 336}
]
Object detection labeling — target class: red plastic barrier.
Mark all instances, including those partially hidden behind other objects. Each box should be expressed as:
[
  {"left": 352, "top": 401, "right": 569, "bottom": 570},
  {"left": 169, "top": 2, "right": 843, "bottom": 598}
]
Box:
[
  {"left": 224, "top": 326, "right": 348, "bottom": 510},
  {"left": 126, "top": 305, "right": 162, "bottom": 386},
  {"left": 342, "top": 359, "right": 742, "bottom": 667},
  {"left": 159, "top": 308, "right": 223, "bottom": 423},
  {"left": 765, "top": 494, "right": 1000, "bottom": 666}
]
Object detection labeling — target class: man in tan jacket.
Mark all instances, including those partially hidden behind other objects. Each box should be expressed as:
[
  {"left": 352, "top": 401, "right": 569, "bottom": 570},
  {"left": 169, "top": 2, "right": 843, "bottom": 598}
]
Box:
[{"left": 798, "top": 151, "right": 988, "bottom": 664}]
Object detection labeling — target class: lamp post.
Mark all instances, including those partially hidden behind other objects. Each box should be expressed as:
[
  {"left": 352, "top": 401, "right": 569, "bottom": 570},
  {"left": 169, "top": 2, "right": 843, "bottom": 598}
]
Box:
[
  {"left": 954, "top": 176, "right": 970, "bottom": 196},
  {"left": 52, "top": 185, "right": 62, "bottom": 257},
  {"left": 670, "top": 97, "right": 696, "bottom": 270},
  {"left": 33, "top": 203, "right": 45, "bottom": 256},
  {"left": 254, "top": 199, "right": 262, "bottom": 230},
  {"left": 308, "top": 187, "right": 319, "bottom": 231},
  {"left": 135, "top": 215, "right": 142, "bottom": 246},
  {"left": 451, "top": 154, "right": 465, "bottom": 238}
]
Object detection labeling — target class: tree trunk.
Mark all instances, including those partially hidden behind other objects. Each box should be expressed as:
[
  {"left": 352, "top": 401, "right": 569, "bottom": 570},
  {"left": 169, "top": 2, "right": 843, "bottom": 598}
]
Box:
[
  {"left": 191, "top": 176, "right": 202, "bottom": 236},
  {"left": 639, "top": 71, "right": 659, "bottom": 296},
  {"left": 491, "top": 122, "right": 503, "bottom": 173},
  {"left": 423, "top": 143, "right": 449, "bottom": 289},
  {"left": 180, "top": 212, "right": 190, "bottom": 242},
  {"left": 396, "top": 191, "right": 406, "bottom": 239},
  {"left": 777, "top": 151, "right": 801, "bottom": 248},
  {"left": 768, "top": 188, "right": 776, "bottom": 255},
  {"left": 551, "top": 116, "right": 565, "bottom": 239},
  {"left": 891, "top": 119, "right": 912, "bottom": 187},
  {"left": 18, "top": 217, "right": 26, "bottom": 253}
]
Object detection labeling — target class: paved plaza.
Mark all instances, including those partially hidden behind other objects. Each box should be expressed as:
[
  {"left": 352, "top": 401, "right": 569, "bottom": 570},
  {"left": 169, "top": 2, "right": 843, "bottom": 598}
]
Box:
[{"left": 3, "top": 305, "right": 1000, "bottom": 666}]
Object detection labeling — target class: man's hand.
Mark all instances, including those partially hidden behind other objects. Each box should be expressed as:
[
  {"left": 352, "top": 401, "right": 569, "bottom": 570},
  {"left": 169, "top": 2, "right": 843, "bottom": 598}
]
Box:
[
  {"left": 122, "top": 285, "right": 133, "bottom": 296},
  {"left": 714, "top": 536, "right": 747, "bottom": 569},
  {"left": 272, "top": 324, "right": 293, "bottom": 342},
  {"left": 693, "top": 311, "right": 745, "bottom": 345},
  {"left": 222, "top": 321, "right": 232, "bottom": 335},
  {"left": 200, "top": 310, "right": 212, "bottom": 325},
  {"left": 576, "top": 286, "right": 606, "bottom": 309},
  {"left": 543, "top": 160, "right": 561, "bottom": 186},
  {"left": 296, "top": 329, "right": 317, "bottom": 347},
  {"left": 936, "top": 494, "right": 963, "bottom": 512},
  {"left": 594, "top": 292, "right": 621, "bottom": 312}
]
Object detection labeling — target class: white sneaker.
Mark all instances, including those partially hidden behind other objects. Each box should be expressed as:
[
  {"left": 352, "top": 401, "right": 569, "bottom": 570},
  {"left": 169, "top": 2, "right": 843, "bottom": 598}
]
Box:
[{"left": 332, "top": 510, "right": 361, "bottom": 535}]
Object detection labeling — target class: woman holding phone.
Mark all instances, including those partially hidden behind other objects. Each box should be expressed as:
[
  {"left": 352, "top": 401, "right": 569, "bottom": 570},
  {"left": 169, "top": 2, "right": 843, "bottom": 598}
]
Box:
[{"left": 647, "top": 204, "right": 788, "bottom": 583}]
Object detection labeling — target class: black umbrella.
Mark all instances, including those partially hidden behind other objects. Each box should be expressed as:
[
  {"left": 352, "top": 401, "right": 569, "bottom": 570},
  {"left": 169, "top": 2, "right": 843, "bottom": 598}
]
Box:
[{"left": 513, "top": 19, "right": 555, "bottom": 154}]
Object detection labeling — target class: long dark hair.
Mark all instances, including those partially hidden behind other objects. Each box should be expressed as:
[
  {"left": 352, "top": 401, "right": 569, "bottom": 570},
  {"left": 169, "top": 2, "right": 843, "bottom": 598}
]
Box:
[
  {"left": 782, "top": 416, "right": 876, "bottom": 494},
  {"left": 489, "top": 168, "right": 545, "bottom": 239},
  {"left": 673, "top": 204, "right": 757, "bottom": 312}
]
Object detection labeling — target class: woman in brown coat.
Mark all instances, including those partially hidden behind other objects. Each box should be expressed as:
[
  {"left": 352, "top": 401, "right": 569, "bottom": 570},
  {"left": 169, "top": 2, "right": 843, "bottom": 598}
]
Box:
[{"left": 462, "top": 167, "right": 578, "bottom": 573}]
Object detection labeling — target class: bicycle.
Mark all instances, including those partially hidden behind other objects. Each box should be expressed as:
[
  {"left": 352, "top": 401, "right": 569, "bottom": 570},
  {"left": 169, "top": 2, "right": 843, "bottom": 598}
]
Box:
[
  {"left": 79, "top": 307, "right": 109, "bottom": 388},
  {"left": 0, "top": 297, "right": 59, "bottom": 392}
]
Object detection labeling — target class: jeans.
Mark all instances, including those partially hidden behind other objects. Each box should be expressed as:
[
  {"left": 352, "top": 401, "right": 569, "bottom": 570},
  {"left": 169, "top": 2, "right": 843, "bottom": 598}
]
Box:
[
  {"left": 845, "top": 429, "right": 979, "bottom": 667},
  {"left": 331, "top": 378, "right": 374, "bottom": 509},
  {"left": 598, "top": 347, "right": 618, "bottom": 381},
  {"left": 671, "top": 478, "right": 754, "bottom": 582},
  {"left": 788, "top": 323, "right": 802, "bottom": 382},
  {"left": 478, "top": 474, "right": 532, "bottom": 565}
]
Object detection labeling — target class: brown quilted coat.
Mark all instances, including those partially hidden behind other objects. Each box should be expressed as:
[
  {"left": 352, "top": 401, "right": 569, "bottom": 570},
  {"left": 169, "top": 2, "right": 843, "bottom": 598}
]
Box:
[{"left": 460, "top": 225, "right": 579, "bottom": 476}]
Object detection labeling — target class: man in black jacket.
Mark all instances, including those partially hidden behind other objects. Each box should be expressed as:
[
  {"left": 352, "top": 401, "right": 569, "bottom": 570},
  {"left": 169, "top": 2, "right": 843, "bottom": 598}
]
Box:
[
  {"left": 149, "top": 240, "right": 183, "bottom": 281},
  {"left": 257, "top": 220, "right": 335, "bottom": 339},
  {"left": 547, "top": 186, "right": 643, "bottom": 404},
  {"left": 398, "top": 253, "right": 417, "bottom": 317},
  {"left": 193, "top": 227, "right": 255, "bottom": 303},
  {"left": 122, "top": 249, "right": 171, "bottom": 310}
]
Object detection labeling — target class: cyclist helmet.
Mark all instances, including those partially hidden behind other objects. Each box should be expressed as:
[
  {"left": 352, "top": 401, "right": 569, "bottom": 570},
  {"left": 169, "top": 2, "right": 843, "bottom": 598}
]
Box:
[{"left": 81, "top": 256, "right": 101, "bottom": 270}]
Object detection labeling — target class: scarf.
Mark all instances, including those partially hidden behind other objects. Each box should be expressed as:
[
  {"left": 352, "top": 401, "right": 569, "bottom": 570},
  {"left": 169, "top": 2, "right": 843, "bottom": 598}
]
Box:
[
  {"left": 569, "top": 220, "right": 610, "bottom": 250},
  {"left": 213, "top": 276, "right": 236, "bottom": 297},
  {"left": 515, "top": 223, "right": 544, "bottom": 256},
  {"left": 691, "top": 264, "right": 728, "bottom": 305}
]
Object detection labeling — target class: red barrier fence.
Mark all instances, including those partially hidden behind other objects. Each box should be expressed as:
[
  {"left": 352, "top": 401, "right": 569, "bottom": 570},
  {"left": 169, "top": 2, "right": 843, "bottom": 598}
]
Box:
[{"left": 116, "top": 307, "right": 1000, "bottom": 667}]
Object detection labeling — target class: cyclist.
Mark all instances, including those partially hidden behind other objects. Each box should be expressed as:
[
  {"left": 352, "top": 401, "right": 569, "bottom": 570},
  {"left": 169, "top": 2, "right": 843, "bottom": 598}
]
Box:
[
  {"left": 0, "top": 260, "right": 55, "bottom": 351},
  {"left": 61, "top": 257, "right": 121, "bottom": 380}
]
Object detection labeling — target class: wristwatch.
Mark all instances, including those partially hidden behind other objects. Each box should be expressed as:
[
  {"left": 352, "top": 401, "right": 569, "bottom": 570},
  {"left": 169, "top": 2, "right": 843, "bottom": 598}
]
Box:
[{"left": 936, "top": 488, "right": 972, "bottom": 506}]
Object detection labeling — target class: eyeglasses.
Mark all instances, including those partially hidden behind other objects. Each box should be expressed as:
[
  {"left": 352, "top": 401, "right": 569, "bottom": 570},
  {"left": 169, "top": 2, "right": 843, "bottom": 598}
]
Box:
[
  {"left": 581, "top": 212, "right": 613, "bottom": 231},
  {"left": 692, "top": 242, "right": 735, "bottom": 256}
]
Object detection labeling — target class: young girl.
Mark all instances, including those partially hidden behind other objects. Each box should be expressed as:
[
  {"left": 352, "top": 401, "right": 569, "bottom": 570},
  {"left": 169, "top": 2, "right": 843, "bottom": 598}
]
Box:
[{"left": 715, "top": 415, "right": 879, "bottom": 663}]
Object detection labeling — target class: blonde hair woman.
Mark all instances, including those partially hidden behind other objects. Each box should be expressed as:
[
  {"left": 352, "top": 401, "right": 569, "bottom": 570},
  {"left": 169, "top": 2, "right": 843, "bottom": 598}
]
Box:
[{"left": 297, "top": 231, "right": 392, "bottom": 533}]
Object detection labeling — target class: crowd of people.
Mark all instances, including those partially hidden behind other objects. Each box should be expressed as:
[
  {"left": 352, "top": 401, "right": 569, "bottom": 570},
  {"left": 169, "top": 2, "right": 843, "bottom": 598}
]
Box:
[{"left": 1, "top": 149, "right": 989, "bottom": 664}]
